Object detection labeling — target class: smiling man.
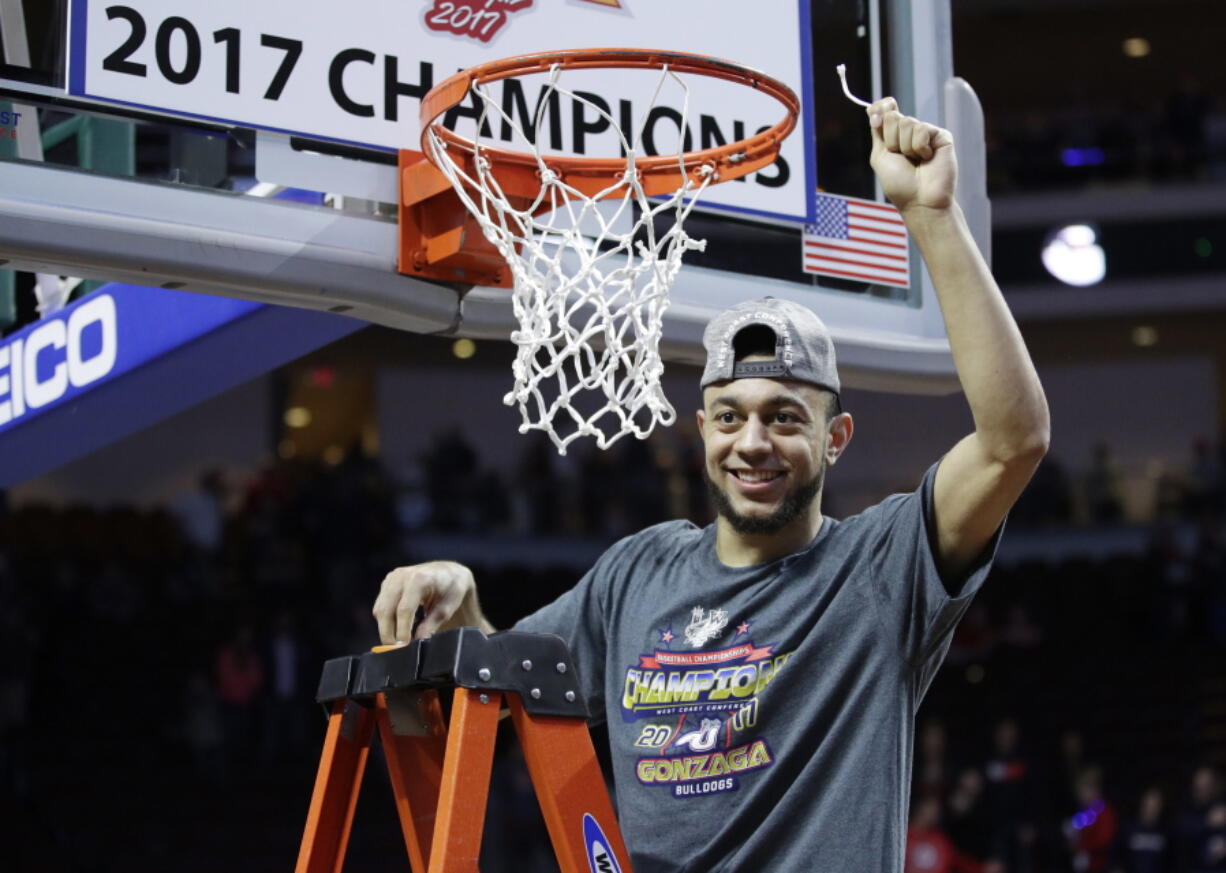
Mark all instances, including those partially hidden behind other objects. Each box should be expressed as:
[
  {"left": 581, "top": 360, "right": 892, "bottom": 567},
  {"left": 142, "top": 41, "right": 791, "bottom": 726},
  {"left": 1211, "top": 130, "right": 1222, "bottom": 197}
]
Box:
[
  {"left": 696, "top": 303, "right": 851, "bottom": 567},
  {"left": 373, "top": 96, "right": 1049, "bottom": 873}
]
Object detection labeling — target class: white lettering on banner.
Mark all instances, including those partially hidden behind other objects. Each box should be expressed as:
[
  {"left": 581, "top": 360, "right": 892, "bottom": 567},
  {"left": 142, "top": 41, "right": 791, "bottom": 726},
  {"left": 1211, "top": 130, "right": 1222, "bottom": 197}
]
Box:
[
  {"left": 25, "top": 319, "right": 68, "bottom": 408},
  {"left": 68, "top": 295, "right": 120, "bottom": 386},
  {"left": 0, "top": 341, "right": 21, "bottom": 426},
  {"left": 0, "top": 294, "right": 119, "bottom": 427}
]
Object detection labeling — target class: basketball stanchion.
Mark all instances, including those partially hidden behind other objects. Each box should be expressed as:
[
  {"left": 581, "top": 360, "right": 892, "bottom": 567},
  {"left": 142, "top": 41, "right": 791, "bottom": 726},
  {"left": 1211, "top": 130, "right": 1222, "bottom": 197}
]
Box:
[{"left": 295, "top": 627, "right": 634, "bottom": 873}]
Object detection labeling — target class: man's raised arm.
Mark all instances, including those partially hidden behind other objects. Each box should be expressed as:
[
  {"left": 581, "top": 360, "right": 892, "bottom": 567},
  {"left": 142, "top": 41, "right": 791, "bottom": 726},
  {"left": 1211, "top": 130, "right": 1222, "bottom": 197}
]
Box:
[{"left": 867, "top": 97, "right": 1050, "bottom": 581}]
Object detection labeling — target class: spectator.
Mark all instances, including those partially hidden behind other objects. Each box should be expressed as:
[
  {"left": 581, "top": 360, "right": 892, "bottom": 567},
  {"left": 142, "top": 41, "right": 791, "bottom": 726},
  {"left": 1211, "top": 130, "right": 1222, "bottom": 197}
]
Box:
[
  {"left": 917, "top": 720, "right": 953, "bottom": 800},
  {"left": 170, "top": 468, "right": 229, "bottom": 557},
  {"left": 1147, "top": 524, "right": 1196, "bottom": 638},
  {"left": 261, "top": 611, "right": 310, "bottom": 762},
  {"left": 1153, "top": 461, "right": 1188, "bottom": 523},
  {"left": 998, "top": 603, "right": 1043, "bottom": 650},
  {"left": 1164, "top": 75, "right": 1209, "bottom": 178},
  {"left": 1085, "top": 442, "right": 1124, "bottom": 524},
  {"left": 1206, "top": 96, "right": 1226, "bottom": 181},
  {"left": 578, "top": 443, "right": 620, "bottom": 535},
  {"left": 946, "top": 767, "right": 995, "bottom": 868},
  {"left": 1184, "top": 439, "right": 1222, "bottom": 520},
  {"left": 1067, "top": 767, "right": 1117, "bottom": 873},
  {"left": 183, "top": 671, "right": 224, "bottom": 779},
  {"left": 516, "top": 433, "right": 561, "bottom": 535},
  {"left": 615, "top": 433, "right": 670, "bottom": 531},
  {"left": 1114, "top": 787, "right": 1173, "bottom": 873},
  {"left": 1050, "top": 729, "right": 1088, "bottom": 821},
  {"left": 1179, "top": 767, "right": 1224, "bottom": 872},
  {"left": 907, "top": 794, "right": 983, "bottom": 873},
  {"left": 947, "top": 602, "right": 996, "bottom": 666},
  {"left": 214, "top": 624, "right": 266, "bottom": 767},
  {"left": 1200, "top": 803, "right": 1226, "bottom": 872},
  {"left": 984, "top": 717, "right": 1040, "bottom": 873},
  {"left": 424, "top": 427, "right": 481, "bottom": 531},
  {"left": 1013, "top": 455, "right": 1074, "bottom": 526}
]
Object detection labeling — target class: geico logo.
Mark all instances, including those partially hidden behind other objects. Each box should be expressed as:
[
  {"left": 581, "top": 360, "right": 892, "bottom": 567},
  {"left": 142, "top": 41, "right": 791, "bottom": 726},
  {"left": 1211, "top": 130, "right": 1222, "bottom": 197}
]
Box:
[{"left": 0, "top": 294, "right": 118, "bottom": 426}]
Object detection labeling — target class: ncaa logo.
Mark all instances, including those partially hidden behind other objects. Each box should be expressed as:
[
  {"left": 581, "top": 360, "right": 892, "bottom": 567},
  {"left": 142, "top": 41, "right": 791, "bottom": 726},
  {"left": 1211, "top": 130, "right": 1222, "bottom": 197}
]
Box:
[{"left": 582, "top": 814, "right": 622, "bottom": 873}]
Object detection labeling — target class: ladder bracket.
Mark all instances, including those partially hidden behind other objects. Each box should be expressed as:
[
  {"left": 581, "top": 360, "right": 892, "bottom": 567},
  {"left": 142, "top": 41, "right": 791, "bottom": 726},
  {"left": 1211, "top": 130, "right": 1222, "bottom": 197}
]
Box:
[{"left": 314, "top": 627, "right": 590, "bottom": 719}]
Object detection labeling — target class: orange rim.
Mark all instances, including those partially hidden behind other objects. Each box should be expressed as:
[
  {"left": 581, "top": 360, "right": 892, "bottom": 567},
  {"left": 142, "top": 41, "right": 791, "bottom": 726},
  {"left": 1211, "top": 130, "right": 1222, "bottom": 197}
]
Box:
[{"left": 419, "top": 47, "right": 800, "bottom": 190}]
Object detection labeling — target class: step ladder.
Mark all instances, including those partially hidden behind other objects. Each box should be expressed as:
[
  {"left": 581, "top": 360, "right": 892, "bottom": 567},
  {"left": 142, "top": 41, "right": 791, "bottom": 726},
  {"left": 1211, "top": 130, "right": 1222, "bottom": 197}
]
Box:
[{"left": 295, "top": 627, "right": 634, "bottom": 873}]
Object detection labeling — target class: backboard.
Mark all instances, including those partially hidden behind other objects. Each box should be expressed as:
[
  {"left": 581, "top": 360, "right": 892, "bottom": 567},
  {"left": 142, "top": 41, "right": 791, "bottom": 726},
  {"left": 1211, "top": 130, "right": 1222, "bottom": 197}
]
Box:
[{"left": 1, "top": 0, "right": 988, "bottom": 394}]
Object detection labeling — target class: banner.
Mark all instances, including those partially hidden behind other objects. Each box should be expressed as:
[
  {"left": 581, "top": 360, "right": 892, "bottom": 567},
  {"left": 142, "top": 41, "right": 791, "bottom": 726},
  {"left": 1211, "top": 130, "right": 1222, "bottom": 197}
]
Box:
[{"left": 69, "top": 0, "right": 815, "bottom": 222}]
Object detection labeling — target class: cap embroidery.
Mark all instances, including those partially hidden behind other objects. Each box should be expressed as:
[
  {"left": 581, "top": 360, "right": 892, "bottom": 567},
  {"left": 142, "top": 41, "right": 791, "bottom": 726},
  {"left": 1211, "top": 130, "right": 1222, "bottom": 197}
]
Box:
[{"left": 714, "top": 309, "right": 795, "bottom": 371}]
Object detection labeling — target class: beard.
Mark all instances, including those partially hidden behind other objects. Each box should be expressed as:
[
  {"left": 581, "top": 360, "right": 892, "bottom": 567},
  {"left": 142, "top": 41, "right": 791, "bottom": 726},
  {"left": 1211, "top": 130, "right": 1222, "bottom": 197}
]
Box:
[{"left": 705, "top": 464, "right": 825, "bottom": 535}]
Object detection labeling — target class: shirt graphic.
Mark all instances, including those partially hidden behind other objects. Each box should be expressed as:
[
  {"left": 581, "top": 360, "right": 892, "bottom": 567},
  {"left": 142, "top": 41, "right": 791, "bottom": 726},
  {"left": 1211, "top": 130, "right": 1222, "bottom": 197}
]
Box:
[{"left": 623, "top": 608, "right": 792, "bottom": 798}]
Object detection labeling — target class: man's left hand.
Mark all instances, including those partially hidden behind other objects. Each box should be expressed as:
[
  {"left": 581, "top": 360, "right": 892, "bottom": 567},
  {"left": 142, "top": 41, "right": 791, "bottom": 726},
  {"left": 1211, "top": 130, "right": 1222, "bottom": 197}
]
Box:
[{"left": 867, "top": 98, "right": 957, "bottom": 214}]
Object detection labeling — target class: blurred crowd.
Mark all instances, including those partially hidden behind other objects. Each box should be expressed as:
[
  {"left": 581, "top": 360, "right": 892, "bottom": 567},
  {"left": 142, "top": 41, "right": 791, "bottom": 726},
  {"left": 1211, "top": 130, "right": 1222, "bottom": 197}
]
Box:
[
  {"left": 1014, "top": 439, "right": 1226, "bottom": 529},
  {"left": 397, "top": 426, "right": 710, "bottom": 539},
  {"left": 907, "top": 721, "right": 1226, "bottom": 873},
  {"left": 986, "top": 79, "right": 1226, "bottom": 192},
  {"left": 1, "top": 431, "right": 1226, "bottom": 872}
]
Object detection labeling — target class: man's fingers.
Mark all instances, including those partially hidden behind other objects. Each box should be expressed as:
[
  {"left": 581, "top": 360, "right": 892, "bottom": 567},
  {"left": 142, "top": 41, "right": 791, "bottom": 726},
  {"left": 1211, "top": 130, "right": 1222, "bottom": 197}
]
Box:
[
  {"left": 882, "top": 111, "right": 901, "bottom": 154},
  {"left": 415, "top": 607, "right": 448, "bottom": 640},
  {"left": 372, "top": 562, "right": 478, "bottom": 645},
  {"left": 866, "top": 97, "right": 897, "bottom": 148},
  {"left": 395, "top": 586, "right": 424, "bottom": 643},
  {"left": 911, "top": 123, "right": 935, "bottom": 160},
  {"left": 414, "top": 586, "right": 467, "bottom": 640},
  {"left": 868, "top": 101, "right": 943, "bottom": 163},
  {"left": 897, "top": 115, "right": 919, "bottom": 155},
  {"left": 867, "top": 97, "right": 898, "bottom": 118},
  {"left": 373, "top": 574, "right": 402, "bottom": 645}
]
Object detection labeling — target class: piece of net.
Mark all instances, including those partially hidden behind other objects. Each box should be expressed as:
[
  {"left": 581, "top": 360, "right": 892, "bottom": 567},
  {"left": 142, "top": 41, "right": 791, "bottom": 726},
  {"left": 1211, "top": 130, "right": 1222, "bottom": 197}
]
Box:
[{"left": 424, "top": 63, "right": 720, "bottom": 454}]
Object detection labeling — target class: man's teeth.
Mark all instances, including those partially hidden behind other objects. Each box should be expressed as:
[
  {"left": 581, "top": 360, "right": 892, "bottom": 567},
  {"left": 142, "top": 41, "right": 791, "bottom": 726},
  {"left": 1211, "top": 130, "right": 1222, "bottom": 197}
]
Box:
[{"left": 733, "top": 470, "right": 782, "bottom": 482}]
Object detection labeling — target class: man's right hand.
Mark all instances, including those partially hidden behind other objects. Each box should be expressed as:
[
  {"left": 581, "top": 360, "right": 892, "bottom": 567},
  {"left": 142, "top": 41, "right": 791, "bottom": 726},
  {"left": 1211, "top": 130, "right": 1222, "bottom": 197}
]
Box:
[{"left": 372, "top": 561, "right": 492, "bottom": 645}]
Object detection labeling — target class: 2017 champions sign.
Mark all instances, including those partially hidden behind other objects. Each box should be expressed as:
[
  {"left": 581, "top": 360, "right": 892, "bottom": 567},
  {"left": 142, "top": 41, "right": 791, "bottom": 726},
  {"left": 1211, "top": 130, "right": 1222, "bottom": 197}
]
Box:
[{"left": 69, "top": 0, "right": 815, "bottom": 223}]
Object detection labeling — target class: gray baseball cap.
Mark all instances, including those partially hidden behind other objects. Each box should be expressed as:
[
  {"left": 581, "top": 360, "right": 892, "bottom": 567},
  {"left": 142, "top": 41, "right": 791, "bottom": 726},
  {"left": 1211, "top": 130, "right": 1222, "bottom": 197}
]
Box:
[{"left": 700, "top": 297, "right": 840, "bottom": 395}]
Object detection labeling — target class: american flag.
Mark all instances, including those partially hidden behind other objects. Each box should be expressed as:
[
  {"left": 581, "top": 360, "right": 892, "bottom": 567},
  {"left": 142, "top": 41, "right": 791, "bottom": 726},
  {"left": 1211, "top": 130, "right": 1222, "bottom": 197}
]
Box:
[{"left": 803, "top": 193, "right": 911, "bottom": 288}]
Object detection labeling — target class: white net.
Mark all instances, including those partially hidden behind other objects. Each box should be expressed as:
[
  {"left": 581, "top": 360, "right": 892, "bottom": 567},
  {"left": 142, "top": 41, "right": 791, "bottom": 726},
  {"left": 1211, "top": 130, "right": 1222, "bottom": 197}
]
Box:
[{"left": 424, "top": 63, "right": 720, "bottom": 454}]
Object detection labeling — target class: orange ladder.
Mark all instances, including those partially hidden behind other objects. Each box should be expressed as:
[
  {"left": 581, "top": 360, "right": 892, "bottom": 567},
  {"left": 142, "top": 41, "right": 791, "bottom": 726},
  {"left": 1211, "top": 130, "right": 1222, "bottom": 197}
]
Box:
[{"left": 295, "top": 627, "right": 635, "bottom": 873}]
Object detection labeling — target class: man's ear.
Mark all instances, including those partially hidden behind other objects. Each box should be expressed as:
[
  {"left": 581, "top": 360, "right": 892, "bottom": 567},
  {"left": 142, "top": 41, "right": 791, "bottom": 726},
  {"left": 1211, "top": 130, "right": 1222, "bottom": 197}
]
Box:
[
  {"left": 696, "top": 408, "right": 706, "bottom": 432},
  {"left": 825, "top": 413, "right": 853, "bottom": 466}
]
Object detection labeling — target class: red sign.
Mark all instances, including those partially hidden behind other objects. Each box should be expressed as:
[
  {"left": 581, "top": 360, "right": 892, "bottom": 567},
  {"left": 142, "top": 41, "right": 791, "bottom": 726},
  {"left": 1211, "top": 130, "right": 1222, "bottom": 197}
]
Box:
[{"left": 423, "top": 0, "right": 534, "bottom": 44}]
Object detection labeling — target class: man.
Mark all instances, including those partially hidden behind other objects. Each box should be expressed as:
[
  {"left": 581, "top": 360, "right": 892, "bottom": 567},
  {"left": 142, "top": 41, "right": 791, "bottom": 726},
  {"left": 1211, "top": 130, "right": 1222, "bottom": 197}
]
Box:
[{"left": 373, "top": 98, "right": 1049, "bottom": 872}]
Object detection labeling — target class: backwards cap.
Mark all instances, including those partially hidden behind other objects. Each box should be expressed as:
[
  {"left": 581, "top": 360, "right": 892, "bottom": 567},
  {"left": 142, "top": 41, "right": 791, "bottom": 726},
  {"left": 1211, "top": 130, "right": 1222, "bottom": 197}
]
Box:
[{"left": 700, "top": 297, "right": 840, "bottom": 395}]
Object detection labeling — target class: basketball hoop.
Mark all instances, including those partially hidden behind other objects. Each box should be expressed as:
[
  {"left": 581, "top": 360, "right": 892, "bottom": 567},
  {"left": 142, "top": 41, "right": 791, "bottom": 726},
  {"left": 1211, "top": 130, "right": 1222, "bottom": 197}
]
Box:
[{"left": 399, "top": 48, "right": 799, "bottom": 453}]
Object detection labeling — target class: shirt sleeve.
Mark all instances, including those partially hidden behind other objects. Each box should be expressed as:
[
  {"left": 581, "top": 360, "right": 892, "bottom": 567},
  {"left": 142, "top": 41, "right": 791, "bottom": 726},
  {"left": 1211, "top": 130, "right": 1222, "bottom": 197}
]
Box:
[
  {"left": 865, "top": 461, "right": 1003, "bottom": 691},
  {"left": 513, "top": 549, "right": 618, "bottom": 723}
]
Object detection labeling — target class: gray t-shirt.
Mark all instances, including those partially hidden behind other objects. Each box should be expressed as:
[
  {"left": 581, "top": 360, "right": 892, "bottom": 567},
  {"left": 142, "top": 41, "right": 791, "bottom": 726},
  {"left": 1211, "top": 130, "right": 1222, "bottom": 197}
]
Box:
[{"left": 515, "top": 463, "right": 998, "bottom": 873}]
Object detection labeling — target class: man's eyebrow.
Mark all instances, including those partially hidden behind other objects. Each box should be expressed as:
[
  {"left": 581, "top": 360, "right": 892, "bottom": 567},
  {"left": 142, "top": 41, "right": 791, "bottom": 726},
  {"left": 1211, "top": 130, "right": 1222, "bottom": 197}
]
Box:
[
  {"left": 709, "top": 393, "right": 811, "bottom": 412},
  {"left": 763, "top": 394, "right": 809, "bottom": 410}
]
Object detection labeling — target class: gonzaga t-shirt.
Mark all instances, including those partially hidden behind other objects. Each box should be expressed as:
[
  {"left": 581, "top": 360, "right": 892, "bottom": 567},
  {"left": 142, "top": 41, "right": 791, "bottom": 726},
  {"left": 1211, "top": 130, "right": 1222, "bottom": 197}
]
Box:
[{"left": 515, "top": 463, "right": 998, "bottom": 873}]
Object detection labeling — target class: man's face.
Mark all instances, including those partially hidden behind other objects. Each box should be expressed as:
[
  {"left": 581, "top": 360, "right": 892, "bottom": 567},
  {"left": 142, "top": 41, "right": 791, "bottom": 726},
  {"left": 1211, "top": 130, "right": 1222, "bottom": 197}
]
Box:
[{"left": 698, "top": 377, "right": 843, "bottom": 535}]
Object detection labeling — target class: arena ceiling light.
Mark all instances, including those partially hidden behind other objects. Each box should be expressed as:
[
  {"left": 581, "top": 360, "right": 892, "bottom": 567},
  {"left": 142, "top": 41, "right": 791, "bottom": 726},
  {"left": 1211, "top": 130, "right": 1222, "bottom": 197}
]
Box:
[{"left": 1041, "top": 224, "right": 1107, "bottom": 287}]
